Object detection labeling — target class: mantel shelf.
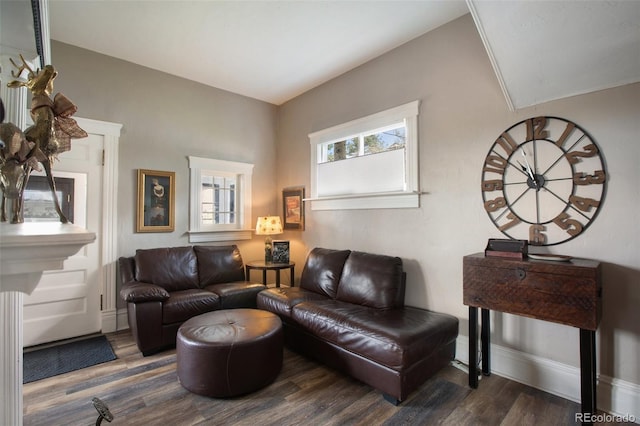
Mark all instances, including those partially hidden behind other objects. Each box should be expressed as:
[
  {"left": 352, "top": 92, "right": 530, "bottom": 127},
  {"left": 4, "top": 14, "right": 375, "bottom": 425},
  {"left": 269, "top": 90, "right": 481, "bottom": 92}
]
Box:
[{"left": 0, "top": 222, "right": 96, "bottom": 293}]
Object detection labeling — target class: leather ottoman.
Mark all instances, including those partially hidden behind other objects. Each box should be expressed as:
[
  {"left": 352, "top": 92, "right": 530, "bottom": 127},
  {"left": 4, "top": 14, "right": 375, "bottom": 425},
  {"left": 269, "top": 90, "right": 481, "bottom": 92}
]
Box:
[{"left": 176, "top": 309, "right": 283, "bottom": 397}]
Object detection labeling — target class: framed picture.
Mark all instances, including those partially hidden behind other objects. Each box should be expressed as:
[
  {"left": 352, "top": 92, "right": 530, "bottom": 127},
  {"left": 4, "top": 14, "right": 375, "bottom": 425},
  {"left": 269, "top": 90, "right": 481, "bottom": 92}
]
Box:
[
  {"left": 137, "top": 169, "right": 175, "bottom": 232},
  {"left": 272, "top": 240, "right": 290, "bottom": 263},
  {"left": 283, "top": 186, "right": 304, "bottom": 230}
]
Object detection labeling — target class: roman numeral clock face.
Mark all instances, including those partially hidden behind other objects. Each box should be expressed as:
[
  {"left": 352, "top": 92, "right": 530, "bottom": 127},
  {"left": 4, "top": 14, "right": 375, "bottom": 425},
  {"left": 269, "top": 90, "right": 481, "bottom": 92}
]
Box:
[{"left": 481, "top": 116, "right": 607, "bottom": 246}]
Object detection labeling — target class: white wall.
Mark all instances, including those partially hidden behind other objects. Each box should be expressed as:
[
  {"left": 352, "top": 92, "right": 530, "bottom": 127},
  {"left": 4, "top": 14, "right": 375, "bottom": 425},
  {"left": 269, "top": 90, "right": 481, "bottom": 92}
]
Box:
[{"left": 277, "top": 14, "right": 639, "bottom": 415}]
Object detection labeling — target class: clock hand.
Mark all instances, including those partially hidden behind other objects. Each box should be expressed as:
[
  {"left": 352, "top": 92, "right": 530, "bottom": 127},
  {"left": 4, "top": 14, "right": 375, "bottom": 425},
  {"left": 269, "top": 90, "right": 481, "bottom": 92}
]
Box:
[
  {"left": 517, "top": 160, "right": 533, "bottom": 178},
  {"left": 520, "top": 148, "right": 537, "bottom": 187}
]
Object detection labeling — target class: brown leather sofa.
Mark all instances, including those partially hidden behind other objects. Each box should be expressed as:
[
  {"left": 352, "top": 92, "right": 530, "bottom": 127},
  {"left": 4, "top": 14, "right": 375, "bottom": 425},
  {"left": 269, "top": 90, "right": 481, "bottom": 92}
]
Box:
[
  {"left": 119, "top": 245, "right": 265, "bottom": 355},
  {"left": 257, "top": 248, "right": 459, "bottom": 404}
]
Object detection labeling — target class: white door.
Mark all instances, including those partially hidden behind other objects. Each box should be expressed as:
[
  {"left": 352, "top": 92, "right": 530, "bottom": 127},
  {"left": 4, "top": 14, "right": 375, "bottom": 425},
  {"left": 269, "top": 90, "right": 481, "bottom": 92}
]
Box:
[{"left": 23, "top": 135, "right": 104, "bottom": 346}]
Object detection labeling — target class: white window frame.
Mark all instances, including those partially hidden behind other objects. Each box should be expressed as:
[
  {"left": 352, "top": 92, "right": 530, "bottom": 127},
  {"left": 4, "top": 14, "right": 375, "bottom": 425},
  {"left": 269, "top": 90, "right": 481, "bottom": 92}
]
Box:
[
  {"left": 308, "top": 100, "right": 421, "bottom": 210},
  {"left": 187, "top": 156, "right": 254, "bottom": 243}
]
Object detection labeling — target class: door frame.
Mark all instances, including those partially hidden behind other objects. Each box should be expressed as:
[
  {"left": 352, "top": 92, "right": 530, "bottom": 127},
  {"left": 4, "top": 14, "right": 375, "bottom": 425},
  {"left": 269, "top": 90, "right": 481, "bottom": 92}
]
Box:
[{"left": 75, "top": 116, "right": 122, "bottom": 333}]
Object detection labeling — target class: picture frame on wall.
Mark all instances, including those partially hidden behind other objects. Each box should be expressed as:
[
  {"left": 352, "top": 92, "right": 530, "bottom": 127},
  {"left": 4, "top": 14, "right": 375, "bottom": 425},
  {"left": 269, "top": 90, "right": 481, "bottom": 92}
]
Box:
[
  {"left": 137, "top": 169, "right": 175, "bottom": 232},
  {"left": 283, "top": 186, "right": 305, "bottom": 230}
]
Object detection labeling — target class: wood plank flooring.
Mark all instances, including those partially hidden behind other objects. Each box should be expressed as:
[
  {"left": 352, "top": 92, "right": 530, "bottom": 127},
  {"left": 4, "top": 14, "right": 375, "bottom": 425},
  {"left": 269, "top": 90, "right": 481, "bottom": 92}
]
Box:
[{"left": 23, "top": 330, "right": 608, "bottom": 425}]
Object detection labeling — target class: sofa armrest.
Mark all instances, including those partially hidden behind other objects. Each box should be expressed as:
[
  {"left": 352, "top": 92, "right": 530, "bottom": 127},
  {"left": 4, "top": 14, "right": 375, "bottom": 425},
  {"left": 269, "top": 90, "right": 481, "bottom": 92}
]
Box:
[{"left": 120, "top": 282, "right": 170, "bottom": 303}]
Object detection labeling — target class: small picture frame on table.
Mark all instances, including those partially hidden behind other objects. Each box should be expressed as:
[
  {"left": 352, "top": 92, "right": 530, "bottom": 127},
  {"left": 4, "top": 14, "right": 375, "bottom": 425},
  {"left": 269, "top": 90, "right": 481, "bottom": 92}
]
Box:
[
  {"left": 272, "top": 240, "right": 290, "bottom": 263},
  {"left": 137, "top": 169, "right": 175, "bottom": 232},
  {"left": 283, "top": 186, "right": 304, "bottom": 230}
]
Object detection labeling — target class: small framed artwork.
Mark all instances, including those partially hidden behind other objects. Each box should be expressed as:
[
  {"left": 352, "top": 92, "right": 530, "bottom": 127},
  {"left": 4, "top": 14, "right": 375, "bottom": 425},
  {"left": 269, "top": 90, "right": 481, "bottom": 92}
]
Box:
[
  {"left": 136, "top": 169, "right": 175, "bottom": 232},
  {"left": 283, "top": 186, "right": 305, "bottom": 230},
  {"left": 272, "top": 240, "right": 290, "bottom": 263}
]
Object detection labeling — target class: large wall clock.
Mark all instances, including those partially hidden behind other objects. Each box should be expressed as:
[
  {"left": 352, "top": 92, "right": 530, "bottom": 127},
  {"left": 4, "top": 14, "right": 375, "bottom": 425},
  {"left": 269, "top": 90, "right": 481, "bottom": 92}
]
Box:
[{"left": 481, "top": 116, "right": 607, "bottom": 246}]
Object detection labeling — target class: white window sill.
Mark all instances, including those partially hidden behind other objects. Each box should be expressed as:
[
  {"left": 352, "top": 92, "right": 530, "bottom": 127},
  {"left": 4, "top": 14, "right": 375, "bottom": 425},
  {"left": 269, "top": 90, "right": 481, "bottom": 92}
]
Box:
[
  {"left": 306, "top": 191, "right": 421, "bottom": 211},
  {"left": 187, "top": 229, "right": 253, "bottom": 243}
]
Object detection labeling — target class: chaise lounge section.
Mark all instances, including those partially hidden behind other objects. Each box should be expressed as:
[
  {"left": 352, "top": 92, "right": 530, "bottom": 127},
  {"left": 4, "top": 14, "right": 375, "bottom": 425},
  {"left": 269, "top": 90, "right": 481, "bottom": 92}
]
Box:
[
  {"left": 257, "top": 247, "right": 459, "bottom": 404},
  {"left": 119, "top": 245, "right": 266, "bottom": 355}
]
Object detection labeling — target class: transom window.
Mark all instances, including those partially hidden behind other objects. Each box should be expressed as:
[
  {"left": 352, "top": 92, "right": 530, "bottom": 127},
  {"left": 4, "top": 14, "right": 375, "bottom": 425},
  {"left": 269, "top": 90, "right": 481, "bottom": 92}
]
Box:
[
  {"left": 188, "top": 156, "right": 253, "bottom": 242},
  {"left": 319, "top": 123, "right": 406, "bottom": 163},
  {"left": 309, "top": 101, "right": 420, "bottom": 210}
]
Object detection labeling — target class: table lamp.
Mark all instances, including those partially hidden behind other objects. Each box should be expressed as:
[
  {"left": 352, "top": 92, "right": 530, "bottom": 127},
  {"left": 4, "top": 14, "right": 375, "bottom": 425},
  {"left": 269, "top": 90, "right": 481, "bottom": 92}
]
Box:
[{"left": 255, "top": 216, "right": 283, "bottom": 262}]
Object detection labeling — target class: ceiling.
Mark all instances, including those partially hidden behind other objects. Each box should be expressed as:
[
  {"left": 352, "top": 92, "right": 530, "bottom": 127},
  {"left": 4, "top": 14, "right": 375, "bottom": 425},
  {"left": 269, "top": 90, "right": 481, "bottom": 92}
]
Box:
[
  {"left": 48, "top": 1, "right": 469, "bottom": 105},
  {"left": 29, "top": 1, "right": 640, "bottom": 108},
  {"left": 468, "top": 0, "right": 640, "bottom": 110}
]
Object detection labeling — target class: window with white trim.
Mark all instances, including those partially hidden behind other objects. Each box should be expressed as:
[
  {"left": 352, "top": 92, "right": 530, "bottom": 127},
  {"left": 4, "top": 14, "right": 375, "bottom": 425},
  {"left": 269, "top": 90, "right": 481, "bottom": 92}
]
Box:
[
  {"left": 309, "top": 100, "right": 420, "bottom": 210},
  {"left": 188, "top": 156, "right": 253, "bottom": 243}
]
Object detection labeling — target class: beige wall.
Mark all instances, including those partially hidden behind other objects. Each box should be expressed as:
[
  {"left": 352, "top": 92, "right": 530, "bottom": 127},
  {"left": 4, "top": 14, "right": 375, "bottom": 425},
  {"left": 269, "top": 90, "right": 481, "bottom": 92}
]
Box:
[
  {"left": 277, "top": 15, "right": 640, "bottom": 387},
  {"left": 51, "top": 41, "right": 279, "bottom": 308}
]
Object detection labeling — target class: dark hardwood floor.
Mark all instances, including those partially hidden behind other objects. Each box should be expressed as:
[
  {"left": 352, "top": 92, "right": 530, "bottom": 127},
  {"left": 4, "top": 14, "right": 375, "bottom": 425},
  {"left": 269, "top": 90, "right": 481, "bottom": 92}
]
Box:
[{"left": 23, "top": 330, "right": 611, "bottom": 425}]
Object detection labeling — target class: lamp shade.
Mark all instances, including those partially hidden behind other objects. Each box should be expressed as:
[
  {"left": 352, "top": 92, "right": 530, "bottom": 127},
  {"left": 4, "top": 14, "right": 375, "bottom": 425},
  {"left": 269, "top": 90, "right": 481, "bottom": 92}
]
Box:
[{"left": 255, "top": 216, "right": 283, "bottom": 235}]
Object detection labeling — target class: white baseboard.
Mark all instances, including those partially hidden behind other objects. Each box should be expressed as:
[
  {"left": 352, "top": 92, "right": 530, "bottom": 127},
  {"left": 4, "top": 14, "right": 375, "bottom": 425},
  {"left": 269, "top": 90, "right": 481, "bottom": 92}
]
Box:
[
  {"left": 598, "top": 374, "right": 640, "bottom": 422},
  {"left": 116, "top": 308, "right": 129, "bottom": 331},
  {"left": 456, "top": 336, "right": 640, "bottom": 422},
  {"left": 101, "top": 309, "right": 117, "bottom": 333}
]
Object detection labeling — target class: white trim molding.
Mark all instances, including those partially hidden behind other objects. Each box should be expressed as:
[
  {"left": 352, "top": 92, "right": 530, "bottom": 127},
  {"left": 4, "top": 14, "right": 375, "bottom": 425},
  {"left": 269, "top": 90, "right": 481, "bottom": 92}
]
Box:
[
  {"left": 456, "top": 336, "right": 640, "bottom": 421},
  {"left": 75, "top": 117, "right": 123, "bottom": 334},
  {"left": 117, "top": 308, "right": 130, "bottom": 331},
  {"left": 466, "top": 0, "right": 515, "bottom": 112},
  {"left": 308, "top": 100, "right": 420, "bottom": 210},
  {"left": 187, "top": 156, "right": 254, "bottom": 243}
]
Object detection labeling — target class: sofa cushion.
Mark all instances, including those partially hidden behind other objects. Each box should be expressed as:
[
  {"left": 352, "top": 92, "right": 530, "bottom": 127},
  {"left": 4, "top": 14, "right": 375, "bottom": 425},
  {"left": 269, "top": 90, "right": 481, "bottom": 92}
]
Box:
[
  {"left": 336, "top": 251, "right": 404, "bottom": 309},
  {"left": 194, "top": 245, "right": 246, "bottom": 287},
  {"left": 291, "top": 300, "right": 459, "bottom": 370},
  {"left": 204, "top": 282, "right": 266, "bottom": 309},
  {"left": 299, "top": 248, "right": 351, "bottom": 298},
  {"left": 257, "top": 287, "right": 329, "bottom": 319},
  {"left": 135, "top": 246, "right": 199, "bottom": 292},
  {"left": 162, "top": 289, "right": 220, "bottom": 324}
]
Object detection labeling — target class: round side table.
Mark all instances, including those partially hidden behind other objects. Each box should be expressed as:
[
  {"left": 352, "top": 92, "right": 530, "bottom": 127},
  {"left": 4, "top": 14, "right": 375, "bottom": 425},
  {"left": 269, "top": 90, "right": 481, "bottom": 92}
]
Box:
[{"left": 245, "top": 260, "right": 295, "bottom": 287}]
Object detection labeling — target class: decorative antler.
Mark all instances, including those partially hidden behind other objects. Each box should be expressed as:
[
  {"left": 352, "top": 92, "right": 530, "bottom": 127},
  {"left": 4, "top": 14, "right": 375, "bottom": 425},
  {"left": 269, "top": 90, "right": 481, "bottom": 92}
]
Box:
[
  {"left": 7, "top": 54, "right": 57, "bottom": 96},
  {"left": 9, "top": 55, "right": 35, "bottom": 80}
]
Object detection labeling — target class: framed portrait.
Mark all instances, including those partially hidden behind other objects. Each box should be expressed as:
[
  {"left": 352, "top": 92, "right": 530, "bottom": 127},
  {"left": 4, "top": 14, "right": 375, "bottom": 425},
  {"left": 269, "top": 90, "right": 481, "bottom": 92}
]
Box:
[
  {"left": 282, "top": 186, "right": 304, "bottom": 230},
  {"left": 137, "top": 169, "right": 175, "bottom": 232}
]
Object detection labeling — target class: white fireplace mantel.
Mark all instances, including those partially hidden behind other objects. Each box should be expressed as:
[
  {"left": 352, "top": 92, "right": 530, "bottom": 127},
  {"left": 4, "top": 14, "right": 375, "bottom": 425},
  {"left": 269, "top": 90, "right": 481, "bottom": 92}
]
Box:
[
  {"left": 1, "top": 222, "right": 95, "bottom": 426},
  {"left": 1, "top": 222, "right": 96, "bottom": 292}
]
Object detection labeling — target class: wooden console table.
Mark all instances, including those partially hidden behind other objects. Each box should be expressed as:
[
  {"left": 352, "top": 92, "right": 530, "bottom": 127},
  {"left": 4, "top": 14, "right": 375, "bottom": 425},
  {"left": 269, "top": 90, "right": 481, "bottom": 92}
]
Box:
[{"left": 463, "top": 253, "right": 601, "bottom": 422}]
